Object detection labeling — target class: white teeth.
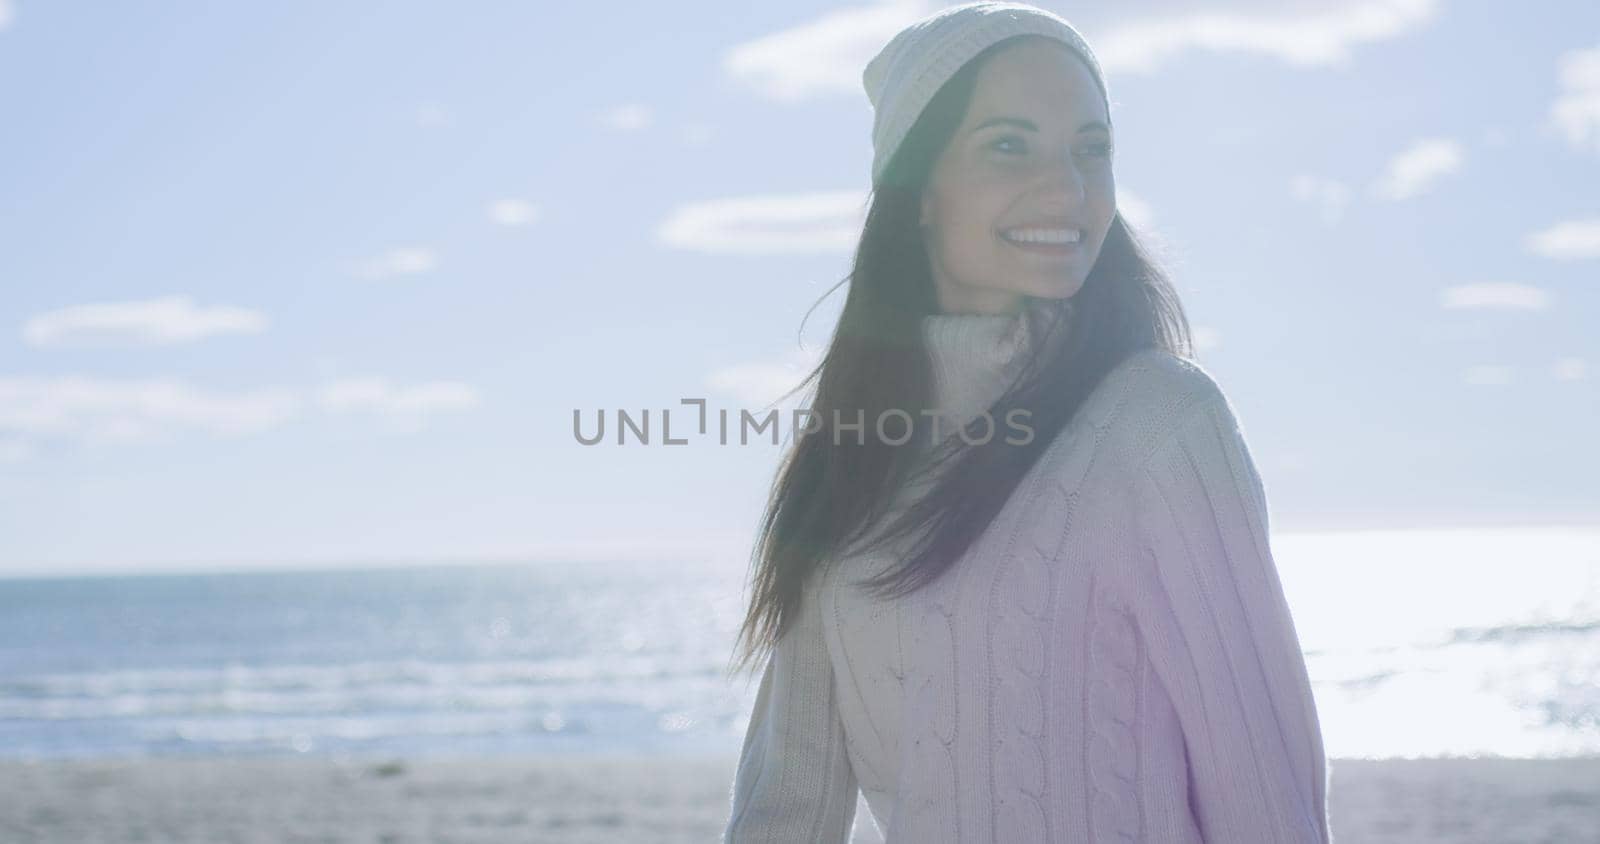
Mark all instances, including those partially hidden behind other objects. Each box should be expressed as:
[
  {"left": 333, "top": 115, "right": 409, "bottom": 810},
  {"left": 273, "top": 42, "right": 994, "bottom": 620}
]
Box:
[{"left": 1003, "top": 227, "right": 1081, "bottom": 245}]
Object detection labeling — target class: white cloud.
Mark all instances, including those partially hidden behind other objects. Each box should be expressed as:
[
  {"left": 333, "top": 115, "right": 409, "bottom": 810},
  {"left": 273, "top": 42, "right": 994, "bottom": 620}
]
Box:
[
  {"left": 1438, "top": 282, "right": 1548, "bottom": 311},
  {"left": 1524, "top": 217, "right": 1600, "bottom": 260},
  {"left": 1289, "top": 174, "right": 1351, "bottom": 224},
  {"left": 488, "top": 199, "right": 540, "bottom": 226},
  {"left": 705, "top": 346, "right": 823, "bottom": 408},
  {"left": 1553, "top": 357, "right": 1587, "bottom": 381},
  {"left": 24, "top": 296, "right": 267, "bottom": 348},
  {"left": 725, "top": 0, "right": 1438, "bottom": 102},
  {"left": 349, "top": 247, "right": 437, "bottom": 280},
  {"left": 0, "top": 373, "right": 481, "bottom": 454},
  {"left": 0, "top": 376, "right": 302, "bottom": 446},
  {"left": 599, "top": 103, "right": 652, "bottom": 131},
  {"left": 0, "top": 0, "right": 12, "bottom": 29},
  {"left": 658, "top": 187, "right": 1149, "bottom": 256},
  {"left": 657, "top": 189, "right": 867, "bottom": 255},
  {"left": 725, "top": 0, "right": 937, "bottom": 102},
  {"left": 317, "top": 378, "right": 480, "bottom": 431},
  {"left": 1549, "top": 44, "right": 1600, "bottom": 153},
  {"left": 1093, "top": 0, "right": 1440, "bottom": 73},
  {"left": 1370, "top": 137, "right": 1463, "bottom": 201},
  {"left": 1461, "top": 364, "right": 1512, "bottom": 386}
]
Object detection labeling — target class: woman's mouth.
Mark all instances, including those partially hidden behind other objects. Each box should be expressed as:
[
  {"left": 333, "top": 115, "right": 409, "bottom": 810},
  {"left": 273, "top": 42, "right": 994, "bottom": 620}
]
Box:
[{"left": 1000, "top": 226, "right": 1082, "bottom": 257}]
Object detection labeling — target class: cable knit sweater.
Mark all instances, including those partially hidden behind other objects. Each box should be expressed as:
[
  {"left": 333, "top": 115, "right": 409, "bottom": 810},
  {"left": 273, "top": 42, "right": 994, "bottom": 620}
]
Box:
[{"left": 723, "top": 309, "right": 1331, "bottom": 843}]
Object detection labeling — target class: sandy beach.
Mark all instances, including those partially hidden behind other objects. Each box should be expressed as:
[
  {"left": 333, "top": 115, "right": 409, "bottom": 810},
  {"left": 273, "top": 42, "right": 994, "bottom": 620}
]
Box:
[{"left": 1, "top": 754, "right": 1597, "bottom": 843}]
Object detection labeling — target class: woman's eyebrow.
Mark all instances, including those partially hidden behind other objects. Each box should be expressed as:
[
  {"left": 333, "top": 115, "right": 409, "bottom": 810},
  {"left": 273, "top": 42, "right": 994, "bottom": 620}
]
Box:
[{"left": 970, "top": 116, "right": 1110, "bottom": 135}]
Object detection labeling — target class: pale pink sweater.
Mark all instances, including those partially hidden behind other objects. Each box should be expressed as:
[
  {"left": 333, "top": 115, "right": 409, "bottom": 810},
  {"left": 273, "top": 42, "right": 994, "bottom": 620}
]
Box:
[{"left": 724, "top": 310, "right": 1331, "bottom": 843}]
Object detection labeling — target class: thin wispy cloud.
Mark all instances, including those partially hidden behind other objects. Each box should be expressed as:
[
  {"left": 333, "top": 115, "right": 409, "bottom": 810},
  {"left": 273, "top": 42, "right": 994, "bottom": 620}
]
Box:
[
  {"left": 705, "top": 346, "right": 823, "bottom": 409},
  {"left": 0, "top": 0, "right": 12, "bottom": 30},
  {"left": 1370, "top": 137, "right": 1463, "bottom": 201},
  {"left": 656, "top": 189, "right": 867, "bottom": 255},
  {"left": 488, "top": 199, "right": 541, "bottom": 226},
  {"left": 600, "top": 103, "right": 653, "bottom": 131},
  {"left": 659, "top": 186, "right": 1145, "bottom": 256},
  {"left": 23, "top": 296, "right": 268, "bottom": 348},
  {"left": 0, "top": 376, "right": 302, "bottom": 446},
  {"left": 1553, "top": 357, "right": 1587, "bottom": 381},
  {"left": 1549, "top": 43, "right": 1600, "bottom": 153},
  {"left": 1462, "top": 364, "right": 1512, "bottom": 386},
  {"left": 317, "top": 377, "right": 480, "bottom": 424},
  {"left": 349, "top": 247, "right": 438, "bottom": 280},
  {"left": 725, "top": 0, "right": 937, "bottom": 102},
  {"left": 1093, "top": 0, "right": 1441, "bottom": 73},
  {"left": 0, "top": 373, "right": 481, "bottom": 458},
  {"left": 1192, "top": 325, "right": 1221, "bottom": 353},
  {"left": 1524, "top": 217, "right": 1600, "bottom": 260},
  {"left": 1439, "top": 282, "right": 1549, "bottom": 311},
  {"left": 1289, "top": 174, "right": 1351, "bottom": 224}
]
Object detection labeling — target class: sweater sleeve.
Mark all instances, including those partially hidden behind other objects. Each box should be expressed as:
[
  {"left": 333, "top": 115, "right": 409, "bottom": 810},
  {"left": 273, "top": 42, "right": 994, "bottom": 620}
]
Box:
[
  {"left": 1128, "top": 389, "right": 1331, "bottom": 844},
  {"left": 723, "top": 574, "right": 860, "bottom": 843}
]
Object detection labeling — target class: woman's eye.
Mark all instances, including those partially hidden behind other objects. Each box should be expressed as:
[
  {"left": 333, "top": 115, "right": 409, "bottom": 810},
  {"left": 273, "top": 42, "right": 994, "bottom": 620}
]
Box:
[
  {"left": 989, "top": 135, "right": 1026, "bottom": 154},
  {"left": 989, "top": 136, "right": 1112, "bottom": 160}
]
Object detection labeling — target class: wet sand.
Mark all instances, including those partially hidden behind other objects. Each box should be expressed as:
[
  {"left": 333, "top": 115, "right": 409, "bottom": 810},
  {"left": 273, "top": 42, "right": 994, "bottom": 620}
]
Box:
[{"left": 1, "top": 754, "right": 1596, "bottom": 843}]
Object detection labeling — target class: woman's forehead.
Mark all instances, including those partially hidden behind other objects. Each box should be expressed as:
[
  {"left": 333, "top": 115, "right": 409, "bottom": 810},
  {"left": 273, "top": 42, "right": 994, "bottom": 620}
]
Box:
[
  {"left": 966, "top": 86, "right": 1108, "bottom": 133},
  {"left": 970, "top": 45, "right": 1106, "bottom": 121}
]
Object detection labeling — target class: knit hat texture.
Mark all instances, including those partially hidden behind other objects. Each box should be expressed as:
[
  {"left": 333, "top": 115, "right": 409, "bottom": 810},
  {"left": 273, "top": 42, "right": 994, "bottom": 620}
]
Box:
[{"left": 862, "top": 1, "right": 1109, "bottom": 185}]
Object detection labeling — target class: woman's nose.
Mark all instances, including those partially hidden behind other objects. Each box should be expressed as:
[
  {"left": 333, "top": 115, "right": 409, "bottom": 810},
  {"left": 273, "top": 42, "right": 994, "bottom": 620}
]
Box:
[{"left": 1038, "top": 155, "right": 1088, "bottom": 206}]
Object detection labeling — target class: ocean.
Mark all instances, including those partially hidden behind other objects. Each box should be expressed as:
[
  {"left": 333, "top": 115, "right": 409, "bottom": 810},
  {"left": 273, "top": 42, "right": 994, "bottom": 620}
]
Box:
[
  {"left": 0, "top": 560, "right": 751, "bottom": 759},
  {"left": 2, "top": 526, "right": 1597, "bottom": 760}
]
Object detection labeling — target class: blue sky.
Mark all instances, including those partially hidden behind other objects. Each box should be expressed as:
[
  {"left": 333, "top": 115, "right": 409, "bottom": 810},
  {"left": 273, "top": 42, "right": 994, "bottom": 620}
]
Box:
[{"left": 1, "top": 0, "right": 1596, "bottom": 577}]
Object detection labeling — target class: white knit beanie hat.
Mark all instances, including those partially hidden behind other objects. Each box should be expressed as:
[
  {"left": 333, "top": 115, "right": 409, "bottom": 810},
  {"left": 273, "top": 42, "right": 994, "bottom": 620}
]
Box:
[{"left": 862, "top": 2, "right": 1110, "bottom": 185}]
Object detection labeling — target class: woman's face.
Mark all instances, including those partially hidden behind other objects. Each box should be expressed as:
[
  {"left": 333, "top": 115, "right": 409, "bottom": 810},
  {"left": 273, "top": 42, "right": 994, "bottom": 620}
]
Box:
[{"left": 920, "top": 37, "right": 1116, "bottom": 315}]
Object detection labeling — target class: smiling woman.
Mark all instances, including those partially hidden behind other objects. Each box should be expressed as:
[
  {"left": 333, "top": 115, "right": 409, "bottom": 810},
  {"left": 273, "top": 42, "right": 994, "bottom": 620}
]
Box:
[
  {"left": 721, "top": 2, "right": 1331, "bottom": 843},
  {"left": 917, "top": 40, "right": 1117, "bottom": 314}
]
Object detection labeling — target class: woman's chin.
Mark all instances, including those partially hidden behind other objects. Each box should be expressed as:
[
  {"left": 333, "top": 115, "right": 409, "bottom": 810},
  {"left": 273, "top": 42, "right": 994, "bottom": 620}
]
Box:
[{"left": 1021, "top": 278, "right": 1086, "bottom": 301}]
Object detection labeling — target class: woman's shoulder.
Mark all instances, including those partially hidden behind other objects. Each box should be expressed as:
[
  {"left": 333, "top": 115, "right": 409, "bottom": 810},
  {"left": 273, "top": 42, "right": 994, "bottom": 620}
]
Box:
[
  {"left": 1105, "top": 346, "right": 1226, "bottom": 404},
  {"left": 1084, "top": 347, "right": 1235, "bottom": 471}
]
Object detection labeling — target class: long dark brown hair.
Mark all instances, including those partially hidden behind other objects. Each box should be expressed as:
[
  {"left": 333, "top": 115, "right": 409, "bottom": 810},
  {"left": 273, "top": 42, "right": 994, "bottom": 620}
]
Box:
[{"left": 725, "top": 35, "right": 1192, "bottom": 680}]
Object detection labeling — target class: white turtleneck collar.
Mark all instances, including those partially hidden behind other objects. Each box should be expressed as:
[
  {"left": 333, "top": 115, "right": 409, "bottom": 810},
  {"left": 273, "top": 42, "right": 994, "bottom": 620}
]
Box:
[{"left": 919, "top": 303, "right": 1047, "bottom": 443}]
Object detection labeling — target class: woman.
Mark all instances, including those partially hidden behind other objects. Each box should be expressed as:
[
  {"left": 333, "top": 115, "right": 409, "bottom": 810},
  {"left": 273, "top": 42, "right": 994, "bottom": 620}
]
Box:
[{"left": 722, "top": 3, "right": 1331, "bottom": 842}]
